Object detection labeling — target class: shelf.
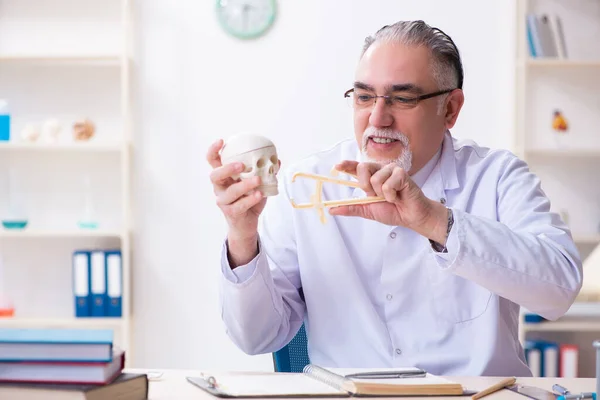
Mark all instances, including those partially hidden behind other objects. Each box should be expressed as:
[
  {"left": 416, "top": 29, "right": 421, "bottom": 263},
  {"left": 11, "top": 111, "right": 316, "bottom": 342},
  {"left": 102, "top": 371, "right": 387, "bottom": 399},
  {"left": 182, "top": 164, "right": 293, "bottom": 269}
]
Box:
[
  {"left": 525, "top": 59, "right": 600, "bottom": 68},
  {"left": 525, "top": 149, "right": 600, "bottom": 158},
  {"left": 0, "top": 317, "right": 123, "bottom": 329},
  {"left": 523, "top": 302, "right": 600, "bottom": 332},
  {"left": 0, "top": 54, "right": 123, "bottom": 67},
  {"left": 573, "top": 234, "right": 600, "bottom": 244},
  {"left": 0, "top": 141, "right": 127, "bottom": 153},
  {"left": 0, "top": 228, "right": 124, "bottom": 239},
  {"left": 523, "top": 320, "right": 600, "bottom": 332}
]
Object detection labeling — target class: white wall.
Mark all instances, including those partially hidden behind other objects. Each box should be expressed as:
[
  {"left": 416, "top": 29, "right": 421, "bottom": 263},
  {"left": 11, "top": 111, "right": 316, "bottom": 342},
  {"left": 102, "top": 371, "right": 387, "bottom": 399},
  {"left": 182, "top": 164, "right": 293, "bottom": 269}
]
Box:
[{"left": 131, "top": 0, "right": 517, "bottom": 369}]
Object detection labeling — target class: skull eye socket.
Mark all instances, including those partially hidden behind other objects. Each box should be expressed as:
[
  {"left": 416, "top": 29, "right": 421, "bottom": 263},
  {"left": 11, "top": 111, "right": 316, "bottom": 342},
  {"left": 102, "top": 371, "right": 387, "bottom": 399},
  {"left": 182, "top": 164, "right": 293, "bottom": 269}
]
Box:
[
  {"left": 243, "top": 164, "right": 252, "bottom": 173},
  {"left": 270, "top": 155, "right": 278, "bottom": 164},
  {"left": 256, "top": 158, "right": 265, "bottom": 168}
]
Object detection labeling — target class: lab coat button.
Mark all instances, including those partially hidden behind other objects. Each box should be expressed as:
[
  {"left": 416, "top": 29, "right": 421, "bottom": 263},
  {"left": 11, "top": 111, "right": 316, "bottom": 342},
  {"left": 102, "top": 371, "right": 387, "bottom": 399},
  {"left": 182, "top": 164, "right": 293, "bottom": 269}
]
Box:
[
  {"left": 395, "top": 348, "right": 402, "bottom": 355},
  {"left": 386, "top": 294, "right": 393, "bottom": 301},
  {"left": 389, "top": 232, "right": 396, "bottom": 239}
]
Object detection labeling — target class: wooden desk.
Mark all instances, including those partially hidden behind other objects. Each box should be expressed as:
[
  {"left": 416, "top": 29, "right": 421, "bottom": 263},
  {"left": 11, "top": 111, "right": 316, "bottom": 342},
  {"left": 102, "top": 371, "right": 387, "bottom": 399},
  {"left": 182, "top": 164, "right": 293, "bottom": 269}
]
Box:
[{"left": 126, "top": 369, "right": 597, "bottom": 400}]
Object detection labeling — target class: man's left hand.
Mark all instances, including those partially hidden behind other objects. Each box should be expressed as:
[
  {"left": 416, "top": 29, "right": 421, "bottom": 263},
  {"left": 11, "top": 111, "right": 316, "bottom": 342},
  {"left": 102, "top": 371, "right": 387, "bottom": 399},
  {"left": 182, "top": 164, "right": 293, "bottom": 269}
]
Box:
[{"left": 330, "top": 160, "right": 449, "bottom": 245}]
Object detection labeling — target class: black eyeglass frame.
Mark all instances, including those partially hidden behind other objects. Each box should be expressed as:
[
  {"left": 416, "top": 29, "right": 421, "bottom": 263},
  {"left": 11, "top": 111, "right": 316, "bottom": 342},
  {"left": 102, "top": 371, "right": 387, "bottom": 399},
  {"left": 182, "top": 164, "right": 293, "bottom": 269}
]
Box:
[{"left": 344, "top": 87, "right": 457, "bottom": 109}]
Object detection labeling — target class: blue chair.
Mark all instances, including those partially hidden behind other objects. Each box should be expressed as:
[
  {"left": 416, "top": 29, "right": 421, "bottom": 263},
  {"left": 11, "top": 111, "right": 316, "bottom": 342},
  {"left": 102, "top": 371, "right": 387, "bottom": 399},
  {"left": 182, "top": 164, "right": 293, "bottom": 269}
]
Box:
[{"left": 272, "top": 324, "right": 310, "bottom": 372}]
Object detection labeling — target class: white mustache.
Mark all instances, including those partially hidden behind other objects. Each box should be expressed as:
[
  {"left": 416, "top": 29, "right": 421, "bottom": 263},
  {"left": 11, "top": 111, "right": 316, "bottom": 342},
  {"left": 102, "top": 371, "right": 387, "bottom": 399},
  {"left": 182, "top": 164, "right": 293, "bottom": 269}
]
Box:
[{"left": 362, "top": 128, "right": 409, "bottom": 149}]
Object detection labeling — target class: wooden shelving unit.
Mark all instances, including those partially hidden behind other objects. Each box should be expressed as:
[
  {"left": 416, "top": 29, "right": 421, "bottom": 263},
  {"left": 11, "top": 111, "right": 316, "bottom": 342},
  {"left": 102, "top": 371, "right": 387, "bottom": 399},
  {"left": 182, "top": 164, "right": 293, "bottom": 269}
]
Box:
[
  {"left": 0, "top": 54, "right": 124, "bottom": 66},
  {"left": 0, "top": 141, "right": 127, "bottom": 153},
  {"left": 522, "top": 303, "right": 600, "bottom": 333},
  {"left": 0, "top": 228, "right": 125, "bottom": 239},
  {"left": 515, "top": 0, "right": 600, "bottom": 378},
  {"left": 0, "top": 317, "right": 124, "bottom": 329},
  {"left": 524, "top": 59, "right": 600, "bottom": 68},
  {"left": 0, "top": 0, "right": 134, "bottom": 365}
]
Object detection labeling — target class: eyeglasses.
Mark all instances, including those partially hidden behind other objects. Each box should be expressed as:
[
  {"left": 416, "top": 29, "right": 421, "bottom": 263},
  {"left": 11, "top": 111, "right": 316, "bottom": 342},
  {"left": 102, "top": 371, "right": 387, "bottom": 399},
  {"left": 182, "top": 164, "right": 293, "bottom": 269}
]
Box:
[{"left": 344, "top": 87, "right": 456, "bottom": 110}]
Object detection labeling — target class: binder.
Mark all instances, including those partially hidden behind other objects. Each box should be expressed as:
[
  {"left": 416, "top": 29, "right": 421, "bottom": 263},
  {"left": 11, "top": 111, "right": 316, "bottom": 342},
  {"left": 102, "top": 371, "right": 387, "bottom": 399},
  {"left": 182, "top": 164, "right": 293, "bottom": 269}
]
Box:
[
  {"left": 90, "top": 251, "right": 107, "bottom": 317},
  {"left": 72, "top": 251, "right": 91, "bottom": 317},
  {"left": 526, "top": 14, "right": 542, "bottom": 57},
  {"left": 105, "top": 250, "right": 122, "bottom": 317},
  {"left": 541, "top": 341, "right": 559, "bottom": 377},
  {"left": 524, "top": 341, "right": 542, "bottom": 377},
  {"left": 559, "top": 344, "right": 578, "bottom": 378}
]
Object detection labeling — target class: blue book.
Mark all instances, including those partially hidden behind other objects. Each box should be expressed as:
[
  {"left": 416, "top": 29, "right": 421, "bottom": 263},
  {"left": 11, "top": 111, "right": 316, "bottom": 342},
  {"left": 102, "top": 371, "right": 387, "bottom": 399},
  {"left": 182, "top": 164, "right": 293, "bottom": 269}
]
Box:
[{"left": 0, "top": 328, "right": 113, "bottom": 362}]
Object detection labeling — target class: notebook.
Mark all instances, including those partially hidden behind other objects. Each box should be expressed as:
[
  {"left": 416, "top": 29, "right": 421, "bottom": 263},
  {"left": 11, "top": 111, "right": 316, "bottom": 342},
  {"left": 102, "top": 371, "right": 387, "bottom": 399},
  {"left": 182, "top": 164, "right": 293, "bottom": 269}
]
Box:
[{"left": 186, "top": 365, "right": 470, "bottom": 397}]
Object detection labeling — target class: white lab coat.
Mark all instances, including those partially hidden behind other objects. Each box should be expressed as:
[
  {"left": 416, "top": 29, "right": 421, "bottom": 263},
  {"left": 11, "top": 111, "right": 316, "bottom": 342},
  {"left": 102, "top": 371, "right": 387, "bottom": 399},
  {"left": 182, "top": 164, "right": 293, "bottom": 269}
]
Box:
[{"left": 219, "top": 131, "right": 582, "bottom": 376}]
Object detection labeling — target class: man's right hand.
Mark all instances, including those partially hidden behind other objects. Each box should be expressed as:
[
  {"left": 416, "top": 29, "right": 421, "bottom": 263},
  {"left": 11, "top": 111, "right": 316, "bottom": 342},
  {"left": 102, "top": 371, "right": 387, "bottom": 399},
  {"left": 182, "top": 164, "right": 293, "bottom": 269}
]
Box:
[{"left": 207, "top": 139, "right": 266, "bottom": 268}]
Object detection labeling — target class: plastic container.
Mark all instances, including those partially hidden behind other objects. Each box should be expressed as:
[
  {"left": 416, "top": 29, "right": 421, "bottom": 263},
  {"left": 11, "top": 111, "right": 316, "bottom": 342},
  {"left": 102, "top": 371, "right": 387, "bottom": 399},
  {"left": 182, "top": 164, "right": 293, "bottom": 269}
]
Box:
[
  {"left": 0, "top": 99, "right": 10, "bottom": 142},
  {"left": 1, "top": 167, "right": 28, "bottom": 230},
  {"left": 0, "top": 255, "right": 14, "bottom": 317},
  {"left": 0, "top": 294, "right": 14, "bottom": 317},
  {"left": 78, "top": 174, "right": 98, "bottom": 229}
]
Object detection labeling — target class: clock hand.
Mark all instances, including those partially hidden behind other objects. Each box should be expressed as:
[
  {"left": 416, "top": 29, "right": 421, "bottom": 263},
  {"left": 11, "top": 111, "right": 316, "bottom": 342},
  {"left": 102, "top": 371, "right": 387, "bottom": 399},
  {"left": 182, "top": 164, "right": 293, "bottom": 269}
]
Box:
[{"left": 242, "top": 3, "right": 250, "bottom": 31}]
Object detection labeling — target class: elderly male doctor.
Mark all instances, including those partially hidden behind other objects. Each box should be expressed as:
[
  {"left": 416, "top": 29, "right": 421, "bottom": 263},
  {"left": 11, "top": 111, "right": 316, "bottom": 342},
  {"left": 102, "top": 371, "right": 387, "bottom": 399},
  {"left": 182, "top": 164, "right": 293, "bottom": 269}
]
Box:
[{"left": 207, "top": 20, "right": 582, "bottom": 376}]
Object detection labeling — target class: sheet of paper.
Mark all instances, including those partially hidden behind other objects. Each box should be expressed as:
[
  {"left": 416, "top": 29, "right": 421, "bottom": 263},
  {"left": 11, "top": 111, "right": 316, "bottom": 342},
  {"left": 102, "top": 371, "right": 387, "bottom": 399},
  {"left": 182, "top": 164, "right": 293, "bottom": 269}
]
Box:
[{"left": 200, "top": 372, "right": 345, "bottom": 396}]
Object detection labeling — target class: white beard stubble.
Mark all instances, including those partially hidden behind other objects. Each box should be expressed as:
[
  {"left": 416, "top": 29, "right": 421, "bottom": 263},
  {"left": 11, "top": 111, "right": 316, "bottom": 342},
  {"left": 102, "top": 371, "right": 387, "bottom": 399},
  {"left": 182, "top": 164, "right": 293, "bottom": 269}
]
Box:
[{"left": 360, "top": 127, "right": 413, "bottom": 172}]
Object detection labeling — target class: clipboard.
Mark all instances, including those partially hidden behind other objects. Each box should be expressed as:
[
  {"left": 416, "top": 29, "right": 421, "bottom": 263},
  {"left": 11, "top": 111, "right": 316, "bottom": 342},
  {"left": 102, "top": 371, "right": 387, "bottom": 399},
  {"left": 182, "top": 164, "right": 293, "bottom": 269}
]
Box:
[
  {"left": 186, "top": 375, "right": 348, "bottom": 398},
  {"left": 185, "top": 367, "right": 478, "bottom": 398}
]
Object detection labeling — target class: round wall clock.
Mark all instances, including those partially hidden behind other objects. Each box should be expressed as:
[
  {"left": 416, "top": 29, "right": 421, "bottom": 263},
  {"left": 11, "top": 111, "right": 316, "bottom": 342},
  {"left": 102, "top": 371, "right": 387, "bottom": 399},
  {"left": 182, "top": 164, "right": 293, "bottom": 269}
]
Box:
[{"left": 216, "top": 0, "right": 277, "bottom": 39}]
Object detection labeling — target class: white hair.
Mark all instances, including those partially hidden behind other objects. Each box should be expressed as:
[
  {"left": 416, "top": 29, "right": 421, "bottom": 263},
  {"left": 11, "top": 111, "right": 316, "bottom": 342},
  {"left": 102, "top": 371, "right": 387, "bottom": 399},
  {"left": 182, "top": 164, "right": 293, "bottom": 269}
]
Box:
[{"left": 361, "top": 20, "right": 464, "bottom": 115}]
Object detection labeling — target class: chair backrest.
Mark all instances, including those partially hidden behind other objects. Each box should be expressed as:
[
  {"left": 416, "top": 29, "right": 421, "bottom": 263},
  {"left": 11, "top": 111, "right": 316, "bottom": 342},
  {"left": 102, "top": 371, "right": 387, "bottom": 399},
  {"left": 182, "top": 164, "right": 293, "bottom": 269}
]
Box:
[{"left": 272, "top": 324, "right": 310, "bottom": 372}]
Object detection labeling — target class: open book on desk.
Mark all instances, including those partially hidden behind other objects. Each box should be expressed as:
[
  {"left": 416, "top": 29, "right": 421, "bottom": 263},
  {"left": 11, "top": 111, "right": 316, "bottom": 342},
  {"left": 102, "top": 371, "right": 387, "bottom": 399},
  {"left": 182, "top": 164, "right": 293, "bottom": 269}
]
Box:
[{"left": 186, "top": 365, "right": 472, "bottom": 398}]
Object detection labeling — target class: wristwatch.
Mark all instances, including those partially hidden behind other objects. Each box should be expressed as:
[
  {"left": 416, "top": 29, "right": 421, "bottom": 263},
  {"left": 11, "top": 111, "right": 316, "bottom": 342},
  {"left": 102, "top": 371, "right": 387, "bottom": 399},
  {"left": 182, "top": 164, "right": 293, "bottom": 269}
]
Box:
[{"left": 430, "top": 207, "right": 454, "bottom": 253}]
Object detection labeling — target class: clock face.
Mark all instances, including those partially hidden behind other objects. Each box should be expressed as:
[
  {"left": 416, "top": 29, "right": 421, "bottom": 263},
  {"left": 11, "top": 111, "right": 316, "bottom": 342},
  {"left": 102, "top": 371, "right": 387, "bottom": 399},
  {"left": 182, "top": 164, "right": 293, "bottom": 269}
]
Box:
[{"left": 216, "top": 0, "right": 277, "bottom": 39}]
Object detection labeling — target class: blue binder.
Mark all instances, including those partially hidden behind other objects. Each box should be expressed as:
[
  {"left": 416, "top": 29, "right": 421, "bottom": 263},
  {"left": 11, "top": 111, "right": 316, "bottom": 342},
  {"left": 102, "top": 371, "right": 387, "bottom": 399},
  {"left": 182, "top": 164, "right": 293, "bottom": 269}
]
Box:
[
  {"left": 105, "top": 250, "right": 122, "bottom": 317},
  {"left": 72, "top": 250, "right": 91, "bottom": 317},
  {"left": 90, "top": 250, "right": 107, "bottom": 317}
]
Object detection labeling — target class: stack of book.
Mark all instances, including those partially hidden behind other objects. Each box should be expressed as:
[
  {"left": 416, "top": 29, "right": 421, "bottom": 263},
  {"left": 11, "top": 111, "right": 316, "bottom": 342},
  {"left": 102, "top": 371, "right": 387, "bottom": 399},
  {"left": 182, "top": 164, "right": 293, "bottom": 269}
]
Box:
[{"left": 0, "top": 328, "right": 148, "bottom": 399}]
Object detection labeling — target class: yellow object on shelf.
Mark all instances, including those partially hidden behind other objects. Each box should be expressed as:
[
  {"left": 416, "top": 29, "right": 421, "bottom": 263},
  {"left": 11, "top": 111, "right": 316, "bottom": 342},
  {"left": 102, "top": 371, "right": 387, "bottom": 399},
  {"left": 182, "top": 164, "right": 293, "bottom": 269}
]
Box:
[{"left": 552, "top": 110, "right": 568, "bottom": 132}]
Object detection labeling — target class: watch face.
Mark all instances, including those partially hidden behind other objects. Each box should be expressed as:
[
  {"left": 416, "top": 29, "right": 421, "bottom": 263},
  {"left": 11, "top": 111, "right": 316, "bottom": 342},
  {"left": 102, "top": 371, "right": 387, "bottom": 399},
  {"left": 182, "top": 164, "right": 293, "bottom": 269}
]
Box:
[{"left": 216, "top": 0, "right": 277, "bottom": 39}]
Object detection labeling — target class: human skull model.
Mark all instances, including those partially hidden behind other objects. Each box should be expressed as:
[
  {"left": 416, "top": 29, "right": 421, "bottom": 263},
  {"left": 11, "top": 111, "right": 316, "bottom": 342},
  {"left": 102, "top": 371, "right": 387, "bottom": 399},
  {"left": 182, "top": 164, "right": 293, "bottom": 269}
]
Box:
[
  {"left": 42, "top": 118, "right": 62, "bottom": 143},
  {"left": 220, "top": 133, "right": 280, "bottom": 196},
  {"left": 20, "top": 123, "right": 40, "bottom": 142},
  {"left": 73, "top": 118, "right": 95, "bottom": 141}
]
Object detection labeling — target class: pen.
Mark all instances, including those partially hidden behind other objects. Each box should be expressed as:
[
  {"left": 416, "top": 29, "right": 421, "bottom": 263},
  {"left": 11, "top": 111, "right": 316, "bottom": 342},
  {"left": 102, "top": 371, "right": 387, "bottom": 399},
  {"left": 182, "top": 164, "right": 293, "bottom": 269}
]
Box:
[
  {"left": 471, "top": 376, "right": 516, "bottom": 400},
  {"left": 344, "top": 370, "right": 427, "bottom": 379}
]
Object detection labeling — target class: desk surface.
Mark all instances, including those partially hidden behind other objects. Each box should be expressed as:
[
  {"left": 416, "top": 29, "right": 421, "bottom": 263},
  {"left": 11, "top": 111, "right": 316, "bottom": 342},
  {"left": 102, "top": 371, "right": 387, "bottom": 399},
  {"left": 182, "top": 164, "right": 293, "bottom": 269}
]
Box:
[{"left": 126, "top": 369, "right": 597, "bottom": 400}]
